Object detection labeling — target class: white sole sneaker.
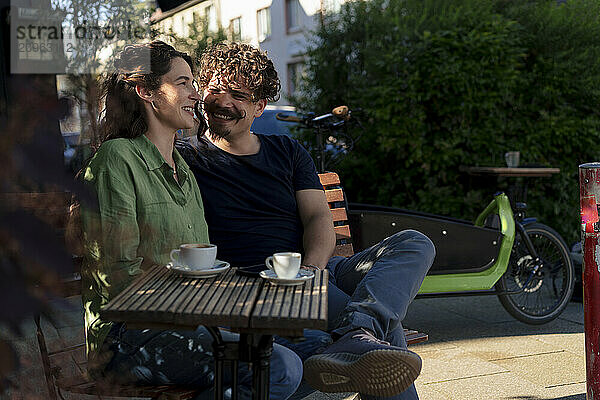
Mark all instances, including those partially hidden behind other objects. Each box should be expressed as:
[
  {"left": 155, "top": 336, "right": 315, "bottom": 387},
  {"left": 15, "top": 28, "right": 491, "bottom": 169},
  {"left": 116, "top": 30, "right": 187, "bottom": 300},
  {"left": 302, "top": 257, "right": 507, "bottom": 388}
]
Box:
[{"left": 303, "top": 349, "right": 422, "bottom": 397}]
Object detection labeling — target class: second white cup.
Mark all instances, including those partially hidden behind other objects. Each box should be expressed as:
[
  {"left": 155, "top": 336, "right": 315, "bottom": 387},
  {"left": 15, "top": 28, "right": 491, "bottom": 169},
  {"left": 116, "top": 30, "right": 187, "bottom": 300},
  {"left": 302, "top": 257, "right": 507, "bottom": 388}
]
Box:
[{"left": 265, "top": 252, "right": 301, "bottom": 279}]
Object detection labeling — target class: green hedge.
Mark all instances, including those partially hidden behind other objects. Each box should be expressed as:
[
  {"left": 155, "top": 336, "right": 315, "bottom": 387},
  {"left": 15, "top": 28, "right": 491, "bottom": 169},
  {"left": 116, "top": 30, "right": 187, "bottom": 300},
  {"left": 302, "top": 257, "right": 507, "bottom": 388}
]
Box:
[{"left": 294, "top": 0, "right": 600, "bottom": 244}]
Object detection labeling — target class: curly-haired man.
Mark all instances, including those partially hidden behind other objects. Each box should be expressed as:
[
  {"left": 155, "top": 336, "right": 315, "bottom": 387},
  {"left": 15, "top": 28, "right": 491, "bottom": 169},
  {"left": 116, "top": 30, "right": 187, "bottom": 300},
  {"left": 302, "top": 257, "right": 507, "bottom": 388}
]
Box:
[{"left": 178, "top": 42, "right": 435, "bottom": 400}]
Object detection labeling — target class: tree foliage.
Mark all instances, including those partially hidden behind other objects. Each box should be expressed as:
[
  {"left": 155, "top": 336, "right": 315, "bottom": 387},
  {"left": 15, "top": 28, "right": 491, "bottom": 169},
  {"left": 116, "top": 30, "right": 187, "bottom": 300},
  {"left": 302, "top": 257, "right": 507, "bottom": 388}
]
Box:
[
  {"left": 168, "top": 16, "right": 227, "bottom": 69},
  {"left": 56, "top": 0, "right": 151, "bottom": 149},
  {"left": 295, "top": 0, "right": 600, "bottom": 243}
]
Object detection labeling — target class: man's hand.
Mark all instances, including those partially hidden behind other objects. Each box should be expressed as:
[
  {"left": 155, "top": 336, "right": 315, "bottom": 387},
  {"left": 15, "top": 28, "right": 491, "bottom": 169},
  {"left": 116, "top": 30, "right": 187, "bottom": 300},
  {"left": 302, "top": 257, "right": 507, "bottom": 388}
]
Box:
[{"left": 296, "top": 189, "right": 336, "bottom": 269}]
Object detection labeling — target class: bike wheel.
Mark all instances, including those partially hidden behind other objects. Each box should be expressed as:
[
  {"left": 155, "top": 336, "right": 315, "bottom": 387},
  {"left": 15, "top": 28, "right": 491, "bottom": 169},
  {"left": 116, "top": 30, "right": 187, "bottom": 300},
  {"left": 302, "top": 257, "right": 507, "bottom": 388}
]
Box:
[{"left": 496, "top": 222, "right": 575, "bottom": 325}]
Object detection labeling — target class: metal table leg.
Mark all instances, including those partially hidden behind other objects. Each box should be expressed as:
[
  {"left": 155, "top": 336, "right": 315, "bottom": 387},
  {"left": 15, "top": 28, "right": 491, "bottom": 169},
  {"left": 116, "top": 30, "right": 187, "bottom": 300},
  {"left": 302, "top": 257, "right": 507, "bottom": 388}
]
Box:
[
  {"left": 207, "top": 329, "right": 274, "bottom": 400},
  {"left": 231, "top": 360, "right": 239, "bottom": 400},
  {"left": 207, "top": 327, "right": 226, "bottom": 400},
  {"left": 249, "top": 334, "right": 273, "bottom": 400}
]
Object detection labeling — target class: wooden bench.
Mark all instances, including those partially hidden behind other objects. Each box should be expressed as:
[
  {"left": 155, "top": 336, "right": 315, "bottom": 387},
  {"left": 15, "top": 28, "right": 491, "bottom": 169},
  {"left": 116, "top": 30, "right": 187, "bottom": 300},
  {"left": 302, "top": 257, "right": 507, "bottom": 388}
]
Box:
[
  {"left": 318, "top": 172, "right": 428, "bottom": 346},
  {"left": 7, "top": 177, "right": 426, "bottom": 399}
]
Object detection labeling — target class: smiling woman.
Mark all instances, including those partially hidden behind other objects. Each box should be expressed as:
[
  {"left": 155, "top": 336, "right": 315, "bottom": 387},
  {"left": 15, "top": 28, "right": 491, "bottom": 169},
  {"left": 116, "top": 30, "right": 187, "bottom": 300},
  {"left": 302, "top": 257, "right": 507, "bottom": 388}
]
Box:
[
  {"left": 77, "top": 40, "right": 217, "bottom": 389},
  {"left": 99, "top": 41, "right": 197, "bottom": 145}
]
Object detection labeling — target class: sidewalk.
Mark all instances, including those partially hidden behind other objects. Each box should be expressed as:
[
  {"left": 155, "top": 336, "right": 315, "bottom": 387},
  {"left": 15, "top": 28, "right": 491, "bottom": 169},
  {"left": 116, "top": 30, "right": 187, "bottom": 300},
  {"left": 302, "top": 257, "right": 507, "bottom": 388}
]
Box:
[
  {"left": 2, "top": 295, "right": 585, "bottom": 400},
  {"left": 304, "top": 295, "right": 585, "bottom": 400},
  {"left": 406, "top": 296, "right": 585, "bottom": 400}
]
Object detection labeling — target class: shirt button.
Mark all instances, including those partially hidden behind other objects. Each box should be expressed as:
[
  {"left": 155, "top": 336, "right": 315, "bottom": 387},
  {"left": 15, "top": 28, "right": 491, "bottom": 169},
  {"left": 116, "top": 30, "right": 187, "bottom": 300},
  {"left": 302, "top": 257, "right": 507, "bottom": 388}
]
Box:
[{"left": 188, "top": 224, "right": 192, "bottom": 229}]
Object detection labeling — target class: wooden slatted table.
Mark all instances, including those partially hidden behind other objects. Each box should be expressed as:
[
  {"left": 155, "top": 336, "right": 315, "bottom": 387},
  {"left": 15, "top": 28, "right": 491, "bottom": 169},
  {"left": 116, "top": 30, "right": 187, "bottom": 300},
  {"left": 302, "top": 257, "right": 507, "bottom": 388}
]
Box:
[
  {"left": 460, "top": 166, "right": 560, "bottom": 205},
  {"left": 460, "top": 166, "right": 560, "bottom": 177},
  {"left": 100, "top": 264, "right": 328, "bottom": 400}
]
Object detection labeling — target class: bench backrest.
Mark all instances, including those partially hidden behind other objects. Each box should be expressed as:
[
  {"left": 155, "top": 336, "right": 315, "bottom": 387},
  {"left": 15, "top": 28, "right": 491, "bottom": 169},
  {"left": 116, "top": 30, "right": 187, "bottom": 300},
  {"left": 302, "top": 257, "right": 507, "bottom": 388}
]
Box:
[
  {"left": 2, "top": 177, "right": 355, "bottom": 261},
  {"left": 318, "top": 172, "right": 354, "bottom": 257}
]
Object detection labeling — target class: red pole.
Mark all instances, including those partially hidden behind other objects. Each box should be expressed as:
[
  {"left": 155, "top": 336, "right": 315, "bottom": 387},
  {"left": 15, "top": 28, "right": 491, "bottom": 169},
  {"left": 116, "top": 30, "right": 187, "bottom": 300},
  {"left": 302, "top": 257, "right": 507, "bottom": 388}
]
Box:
[{"left": 580, "top": 163, "right": 600, "bottom": 399}]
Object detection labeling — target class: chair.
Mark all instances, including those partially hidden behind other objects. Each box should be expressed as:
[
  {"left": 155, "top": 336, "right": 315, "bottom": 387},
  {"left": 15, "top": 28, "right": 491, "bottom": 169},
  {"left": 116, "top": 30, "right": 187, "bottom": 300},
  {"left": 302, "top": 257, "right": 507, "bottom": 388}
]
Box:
[
  {"left": 1, "top": 191, "right": 202, "bottom": 399},
  {"left": 34, "top": 312, "right": 201, "bottom": 400}
]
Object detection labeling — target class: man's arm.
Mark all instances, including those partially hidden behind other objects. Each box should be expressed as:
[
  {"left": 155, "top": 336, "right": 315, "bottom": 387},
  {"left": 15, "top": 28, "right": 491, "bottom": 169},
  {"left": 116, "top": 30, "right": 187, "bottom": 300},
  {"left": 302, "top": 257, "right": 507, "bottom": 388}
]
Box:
[{"left": 296, "top": 189, "right": 336, "bottom": 269}]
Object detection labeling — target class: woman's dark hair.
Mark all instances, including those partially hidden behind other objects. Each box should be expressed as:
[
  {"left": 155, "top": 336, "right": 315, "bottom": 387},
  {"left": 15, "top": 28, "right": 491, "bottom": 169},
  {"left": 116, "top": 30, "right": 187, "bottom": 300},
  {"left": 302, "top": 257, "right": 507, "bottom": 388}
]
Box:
[{"left": 98, "top": 41, "right": 193, "bottom": 144}]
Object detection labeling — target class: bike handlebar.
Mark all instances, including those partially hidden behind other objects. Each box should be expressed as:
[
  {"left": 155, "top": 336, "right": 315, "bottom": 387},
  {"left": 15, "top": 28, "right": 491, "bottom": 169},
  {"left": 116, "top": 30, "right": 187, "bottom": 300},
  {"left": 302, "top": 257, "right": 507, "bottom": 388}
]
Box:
[
  {"left": 273, "top": 105, "right": 361, "bottom": 172},
  {"left": 275, "top": 105, "right": 351, "bottom": 126},
  {"left": 332, "top": 105, "right": 350, "bottom": 120},
  {"left": 275, "top": 113, "right": 303, "bottom": 123}
]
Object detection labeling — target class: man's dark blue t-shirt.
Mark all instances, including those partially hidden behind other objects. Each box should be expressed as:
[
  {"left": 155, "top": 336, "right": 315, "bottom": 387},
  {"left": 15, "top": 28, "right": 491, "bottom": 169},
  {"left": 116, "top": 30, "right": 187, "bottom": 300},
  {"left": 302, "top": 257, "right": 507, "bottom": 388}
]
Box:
[{"left": 177, "top": 134, "right": 323, "bottom": 267}]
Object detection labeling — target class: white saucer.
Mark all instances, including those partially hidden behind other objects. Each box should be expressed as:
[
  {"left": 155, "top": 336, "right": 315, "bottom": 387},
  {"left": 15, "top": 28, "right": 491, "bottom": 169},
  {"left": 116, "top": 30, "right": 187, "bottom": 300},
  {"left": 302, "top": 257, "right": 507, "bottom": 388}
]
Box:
[
  {"left": 259, "top": 269, "right": 315, "bottom": 286},
  {"left": 166, "top": 260, "right": 230, "bottom": 278}
]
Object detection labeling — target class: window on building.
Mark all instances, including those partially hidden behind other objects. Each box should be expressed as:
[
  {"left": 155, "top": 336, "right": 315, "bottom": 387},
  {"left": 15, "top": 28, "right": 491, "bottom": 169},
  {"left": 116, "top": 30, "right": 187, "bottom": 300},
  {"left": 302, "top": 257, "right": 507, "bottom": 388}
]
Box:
[
  {"left": 287, "top": 61, "right": 305, "bottom": 96},
  {"left": 180, "top": 15, "right": 187, "bottom": 36},
  {"left": 257, "top": 7, "right": 271, "bottom": 42},
  {"left": 229, "top": 17, "right": 242, "bottom": 42},
  {"left": 206, "top": 5, "right": 217, "bottom": 32},
  {"left": 230, "top": 17, "right": 242, "bottom": 41},
  {"left": 286, "top": 0, "right": 300, "bottom": 31}
]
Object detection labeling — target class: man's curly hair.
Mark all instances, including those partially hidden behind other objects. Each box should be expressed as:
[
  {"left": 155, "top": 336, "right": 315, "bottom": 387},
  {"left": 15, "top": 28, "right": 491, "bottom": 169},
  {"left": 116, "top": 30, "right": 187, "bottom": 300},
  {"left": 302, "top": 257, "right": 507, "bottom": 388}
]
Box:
[{"left": 198, "top": 42, "right": 280, "bottom": 102}]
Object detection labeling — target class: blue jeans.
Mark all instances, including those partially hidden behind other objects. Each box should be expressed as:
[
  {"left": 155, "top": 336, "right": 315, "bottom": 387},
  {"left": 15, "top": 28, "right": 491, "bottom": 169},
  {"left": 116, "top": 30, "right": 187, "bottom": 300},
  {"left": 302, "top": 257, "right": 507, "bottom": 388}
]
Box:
[
  {"left": 285, "top": 229, "right": 435, "bottom": 400},
  {"left": 98, "top": 324, "right": 303, "bottom": 400}
]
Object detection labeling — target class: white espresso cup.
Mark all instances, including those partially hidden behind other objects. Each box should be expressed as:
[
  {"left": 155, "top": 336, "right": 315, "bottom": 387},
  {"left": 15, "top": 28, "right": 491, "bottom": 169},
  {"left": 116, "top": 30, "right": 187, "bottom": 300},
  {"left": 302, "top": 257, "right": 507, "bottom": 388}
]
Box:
[
  {"left": 265, "top": 252, "right": 301, "bottom": 279},
  {"left": 170, "top": 243, "right": 217, "bottom": 270}
]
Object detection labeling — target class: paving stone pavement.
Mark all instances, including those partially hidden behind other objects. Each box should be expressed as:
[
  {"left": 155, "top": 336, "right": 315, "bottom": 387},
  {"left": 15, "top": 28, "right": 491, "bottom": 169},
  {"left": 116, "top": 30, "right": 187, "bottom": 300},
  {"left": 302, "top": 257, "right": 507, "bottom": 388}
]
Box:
[
  {"left": 403, "top": 296, "right": 585, "bottom": 400},
  {"left": 1, "top": 295, "right": 585, "bottom": 400}
]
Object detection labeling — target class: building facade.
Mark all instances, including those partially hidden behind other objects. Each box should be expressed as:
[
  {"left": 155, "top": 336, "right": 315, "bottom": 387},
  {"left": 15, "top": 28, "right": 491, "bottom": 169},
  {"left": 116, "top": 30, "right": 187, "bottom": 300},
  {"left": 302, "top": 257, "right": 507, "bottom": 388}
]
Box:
[{"left": 151, "top": 0, "right": 344, "bottom": 105}]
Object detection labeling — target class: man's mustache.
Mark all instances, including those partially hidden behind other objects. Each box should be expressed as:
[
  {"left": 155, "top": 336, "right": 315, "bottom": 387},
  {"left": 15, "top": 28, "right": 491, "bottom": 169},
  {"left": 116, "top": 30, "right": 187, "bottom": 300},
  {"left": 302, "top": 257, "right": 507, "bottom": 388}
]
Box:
[{"left": 202, "top": 101, "right": 246, "bottom": 120}]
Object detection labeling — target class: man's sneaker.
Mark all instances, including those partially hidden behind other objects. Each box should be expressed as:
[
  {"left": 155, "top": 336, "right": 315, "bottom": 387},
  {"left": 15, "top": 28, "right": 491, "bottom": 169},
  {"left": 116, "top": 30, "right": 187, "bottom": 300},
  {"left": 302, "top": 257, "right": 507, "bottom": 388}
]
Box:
[{"left": 303, "top": 328, "right": 421, "bottom": 397}]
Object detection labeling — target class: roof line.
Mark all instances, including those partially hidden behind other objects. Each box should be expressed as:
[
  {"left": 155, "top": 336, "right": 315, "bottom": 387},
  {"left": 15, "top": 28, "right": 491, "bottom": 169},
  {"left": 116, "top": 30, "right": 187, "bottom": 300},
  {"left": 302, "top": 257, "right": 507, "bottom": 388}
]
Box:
[{"left": 151, "top": 0, "right": 208, "bottom": 23}]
